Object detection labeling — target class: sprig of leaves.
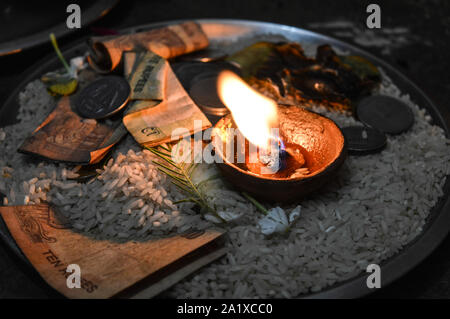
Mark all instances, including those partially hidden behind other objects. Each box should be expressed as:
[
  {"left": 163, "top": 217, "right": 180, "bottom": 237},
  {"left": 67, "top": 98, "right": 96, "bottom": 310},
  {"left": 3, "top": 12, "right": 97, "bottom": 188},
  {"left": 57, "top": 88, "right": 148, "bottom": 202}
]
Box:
[
  {"left": 146, "top": 141, "right": 299, "bottom": 233},
  {"left": 146, "top": 142, "right": 226, "bottom": 223}
]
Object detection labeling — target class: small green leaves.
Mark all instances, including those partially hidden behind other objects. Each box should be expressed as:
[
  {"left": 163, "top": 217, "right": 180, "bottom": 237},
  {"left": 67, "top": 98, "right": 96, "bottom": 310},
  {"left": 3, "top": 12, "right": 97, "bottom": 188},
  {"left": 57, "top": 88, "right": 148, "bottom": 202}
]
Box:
[
  {"left": 41, "top": 71, "right": 78, "bottom": 96},
  {"left": 42, "top": 33, "right": 78, "bottom": 96}
]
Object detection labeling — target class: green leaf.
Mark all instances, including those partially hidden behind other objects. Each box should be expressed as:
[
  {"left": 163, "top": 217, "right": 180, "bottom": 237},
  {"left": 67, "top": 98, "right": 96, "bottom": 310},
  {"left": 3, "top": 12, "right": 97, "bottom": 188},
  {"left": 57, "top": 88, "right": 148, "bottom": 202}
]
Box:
[
  {"left": 152, "top": 160, "right": 184, "bottom": 176},
  {"left": 196, "top": 174, "right": 221, "bottom": 189},
  {"left": 42, "top": 33, "right": 78, "bottom": 96},
  {"left": 43, "top": 76, "right": 78, "bottom": 96},
  {"left": 171, "top": 181, "right": 196, "bottom": 196},
  {"left": 50, "top": 33, "right": 72, "bottom": 75},
  {"left": 242, "top": 192, "right": 268, "bottom": 215},
  {"left": 159, "top": 144, "right": 172, "bottom": 153},
  {"left": 174, "top": 198, "right": 196, "bottom": 204},
  {"left": 146, "top": 147, "right": 178, "bottom": 168}
]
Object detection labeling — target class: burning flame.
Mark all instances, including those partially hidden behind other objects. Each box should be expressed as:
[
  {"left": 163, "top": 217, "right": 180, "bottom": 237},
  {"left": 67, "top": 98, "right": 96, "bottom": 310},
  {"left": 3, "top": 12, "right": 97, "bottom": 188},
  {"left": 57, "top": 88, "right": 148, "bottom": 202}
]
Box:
[{"left": 217, "top": 71, "right": 279, "bottom": 149}]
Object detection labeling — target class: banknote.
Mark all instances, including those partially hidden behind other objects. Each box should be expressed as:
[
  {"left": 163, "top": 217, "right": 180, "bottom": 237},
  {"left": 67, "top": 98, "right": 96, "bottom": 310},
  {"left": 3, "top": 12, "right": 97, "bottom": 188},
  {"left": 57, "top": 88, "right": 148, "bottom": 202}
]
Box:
[
  {"left": 0, "top": 205, "right": 226, "bottom": 298},
  {"left": 125, "top": 51, "right": 166, "bottom": 100},
  {"left": 88, "top": 21, "right": 209, "bottom": 73},
  {"left": 18, "top": 96, "right": 127, "bottom": 164},
  {"left": 123, "top": 52, "right": 212, "bottom": 147},
  {"left": 123, "top": 51, "right": 145, "bottom": 80}
]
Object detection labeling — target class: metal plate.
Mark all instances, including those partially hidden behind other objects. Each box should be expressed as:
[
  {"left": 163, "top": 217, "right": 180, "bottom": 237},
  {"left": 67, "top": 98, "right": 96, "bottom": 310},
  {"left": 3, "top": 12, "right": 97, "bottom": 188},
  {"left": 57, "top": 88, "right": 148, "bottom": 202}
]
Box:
[
  {"left": 0, "top": 19, "right": 449, "bottom": 299},
  {"left": 0, "top": 0, "right": 118, "bottom": 56}
]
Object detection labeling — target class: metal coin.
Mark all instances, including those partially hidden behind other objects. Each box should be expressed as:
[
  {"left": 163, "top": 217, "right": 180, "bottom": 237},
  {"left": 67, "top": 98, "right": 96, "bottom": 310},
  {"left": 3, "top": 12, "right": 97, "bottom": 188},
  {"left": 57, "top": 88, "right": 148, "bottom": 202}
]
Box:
[
  {"left": 342, "top": 126, "right": 387, "bottom": 155},
  {"left": 356, "top": 95, "right": 414, "bottom": 134},
  {"left": 171, "top": 61, "right": 240, "bottom": 123},
  {"left": 171, "top": 62, "right": 208, "bottom": 91},
  {"left": 189, "top": 76, "right": 229, "bottom": 117},
  {"left": 75, "top": 75, "right": 130, "bottom": 119},
  {"left": 171, "top": 61, "right": 240, "bottom": 91}
]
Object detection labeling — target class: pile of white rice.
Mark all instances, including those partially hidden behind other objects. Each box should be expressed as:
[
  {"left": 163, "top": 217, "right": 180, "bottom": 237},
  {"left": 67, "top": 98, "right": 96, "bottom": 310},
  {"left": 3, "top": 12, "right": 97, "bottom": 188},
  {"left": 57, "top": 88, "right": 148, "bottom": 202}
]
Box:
[{"left": 1, "top": 57, "right": 450, "bottom": 298}]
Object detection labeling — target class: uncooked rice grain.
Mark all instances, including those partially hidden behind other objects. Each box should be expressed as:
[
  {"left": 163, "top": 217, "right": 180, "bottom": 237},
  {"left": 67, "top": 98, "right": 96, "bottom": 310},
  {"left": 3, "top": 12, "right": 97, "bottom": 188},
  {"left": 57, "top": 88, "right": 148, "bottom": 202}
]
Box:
[{"left": 0, "top": 39, "right": 449, "bottom": 298}]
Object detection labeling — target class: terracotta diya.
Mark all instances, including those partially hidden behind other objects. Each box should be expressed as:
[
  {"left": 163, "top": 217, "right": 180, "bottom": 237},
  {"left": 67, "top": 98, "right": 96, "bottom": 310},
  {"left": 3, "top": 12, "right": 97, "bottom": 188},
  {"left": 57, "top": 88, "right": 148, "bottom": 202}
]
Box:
[{"left": 212, "top": 71, "right": 347, "bottom": 202}]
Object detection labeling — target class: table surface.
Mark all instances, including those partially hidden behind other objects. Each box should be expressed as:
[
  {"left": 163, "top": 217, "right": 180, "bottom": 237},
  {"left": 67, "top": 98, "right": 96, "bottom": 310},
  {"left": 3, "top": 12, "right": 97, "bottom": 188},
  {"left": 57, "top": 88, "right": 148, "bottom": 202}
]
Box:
[{"left": 0, "top": 0, "right": 449, "bottom": 298}]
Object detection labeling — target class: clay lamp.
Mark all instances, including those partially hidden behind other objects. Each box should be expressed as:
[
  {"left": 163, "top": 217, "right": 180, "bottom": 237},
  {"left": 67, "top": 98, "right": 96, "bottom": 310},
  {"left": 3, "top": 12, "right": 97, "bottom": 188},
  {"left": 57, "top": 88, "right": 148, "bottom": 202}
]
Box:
[{"left": 212, "top": 71, "right": 347, "bottom": 202}]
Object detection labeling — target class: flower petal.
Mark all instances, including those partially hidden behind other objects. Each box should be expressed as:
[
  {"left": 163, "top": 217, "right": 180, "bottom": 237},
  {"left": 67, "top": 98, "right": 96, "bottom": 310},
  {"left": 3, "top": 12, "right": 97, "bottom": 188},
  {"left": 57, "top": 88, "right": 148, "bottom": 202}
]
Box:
[
  {"left": 218, "top": 210, "right": 243, "bottom": 222},
  {"left": 258, "top": 207, "right": 289, "bottom": 235},
  {"left": 289, "top": 205, "right": 302, "bottom": 223}
]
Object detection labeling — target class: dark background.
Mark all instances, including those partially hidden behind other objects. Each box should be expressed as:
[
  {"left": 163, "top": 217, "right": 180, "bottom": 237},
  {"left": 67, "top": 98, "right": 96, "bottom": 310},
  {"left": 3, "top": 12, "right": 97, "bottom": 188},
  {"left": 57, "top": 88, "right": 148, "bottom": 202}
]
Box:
[{"left": 0, "top": 0, "right": 449, "bottom": 298}]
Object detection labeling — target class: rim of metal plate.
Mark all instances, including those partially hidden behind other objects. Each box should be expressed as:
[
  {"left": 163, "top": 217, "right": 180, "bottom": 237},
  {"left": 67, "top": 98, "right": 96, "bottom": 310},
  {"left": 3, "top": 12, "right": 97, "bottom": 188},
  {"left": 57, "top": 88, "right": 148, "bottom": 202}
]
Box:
[
  {"left": 0, "top": 19, "right": 449, "bottom": 299},
  {"left": 0, "top": 0, "right": 119, "bottom": 57}
]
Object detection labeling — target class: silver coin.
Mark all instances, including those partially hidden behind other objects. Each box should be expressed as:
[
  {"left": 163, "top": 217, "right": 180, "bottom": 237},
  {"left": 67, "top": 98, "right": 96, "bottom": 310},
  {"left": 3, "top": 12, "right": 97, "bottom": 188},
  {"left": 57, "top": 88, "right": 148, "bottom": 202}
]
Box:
[
  {"left": 189, "top": 76, "right": 229, "bottom": 117},
  {"left": 342, "top": 126, "right": 387, "bottom": 155},
  {"left": 75, "top": 75, "right": 130, "bottom": 119}
]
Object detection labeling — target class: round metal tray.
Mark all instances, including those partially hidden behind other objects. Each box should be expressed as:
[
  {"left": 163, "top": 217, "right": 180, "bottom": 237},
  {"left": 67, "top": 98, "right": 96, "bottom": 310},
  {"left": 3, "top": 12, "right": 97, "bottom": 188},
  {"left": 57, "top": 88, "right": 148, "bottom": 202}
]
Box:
[
  {"left": 0, "top": 19, "right": 449, "bottom": 298},
  {"left": 0, "top": 0, "right": 118, "bottom": 56}
]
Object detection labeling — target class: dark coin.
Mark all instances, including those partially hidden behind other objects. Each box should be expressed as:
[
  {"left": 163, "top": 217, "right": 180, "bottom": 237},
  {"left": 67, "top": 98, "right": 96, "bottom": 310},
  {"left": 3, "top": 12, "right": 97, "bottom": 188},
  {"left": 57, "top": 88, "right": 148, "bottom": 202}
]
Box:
[
  {"left": 171, "top": 62, "right": 207, "bottom": 91},
  {"left": 75, "top": 76, "right": 130, "bottom": 119},
  {"left": 171, "top": 61, "right": 240, "bottom": 91},
  {"left": 171, "top": 61, "right": 240, "bottom": 123},
  {"left": 356, "top": 95, "right": 414, "bottom": 134},
  {"left": 190, "top": 76, "right": 229, "bottom": 117},
  {"left": 342, "top": 126, "right": 387, "bottom": 155}
]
